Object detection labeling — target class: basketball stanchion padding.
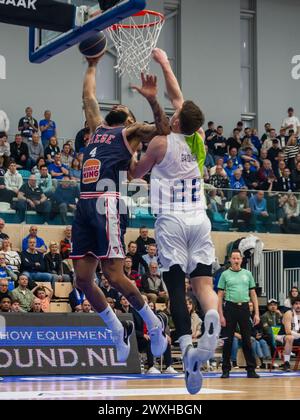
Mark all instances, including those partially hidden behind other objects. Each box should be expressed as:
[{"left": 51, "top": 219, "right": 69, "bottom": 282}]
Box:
[{"left": 79, "top": 31, "right": 107, "bottom": 58}]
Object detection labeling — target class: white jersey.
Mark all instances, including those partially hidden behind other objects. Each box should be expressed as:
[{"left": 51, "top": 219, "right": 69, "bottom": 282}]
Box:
[
  {"left": 150, "top": 131, "right": 206, "bottom": 214},
  {"left": 150, "top": 131, "right": 215, "bottom": 274}
]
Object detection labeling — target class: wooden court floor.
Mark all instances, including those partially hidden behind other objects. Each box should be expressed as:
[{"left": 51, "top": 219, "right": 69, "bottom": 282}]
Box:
[{"left": 0, "top": 371, "right": 299, "bottom": 400}]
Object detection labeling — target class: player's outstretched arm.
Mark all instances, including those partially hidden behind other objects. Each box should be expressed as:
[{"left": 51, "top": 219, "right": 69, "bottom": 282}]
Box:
[
  {"left": 129, "top": 135, "right": 165, "bottom": 179},
  {"left": 152, "top": 48, "right": 184, "bottom": 110},
  {"left": 82, "top": 57, "right": 103, "bottom": 133},
  {"left": 128, "top": 73, "right": 170, "bottom": 145}
]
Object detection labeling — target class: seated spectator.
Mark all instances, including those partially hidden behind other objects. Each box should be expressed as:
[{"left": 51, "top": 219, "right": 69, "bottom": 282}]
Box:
[
  {"left": 249, "top": 190, "right": 272, "bottom": 231},
  {"left": 100, "top": 273, "right": 121, "bottom": 308},
  {"left": 10, "top": 134, "right": 30, "bottom": 170},
  {"left": 0, "top": 296, "right": 12, "bottom": 312},
  {"left": 14, "top": 175, "right": 51, "bottom": 223},
  {"left": 209, "top": 165, "right": 229, "bottom": 189},
  {"left": 48, "top": 153, "right": 69, "bottom": 180},
  {"left": 292, "top": 162, "right": 300, "bottom": 191},
  {"left": 207, "top": 188, "right": 226, "bottom": 219},
  {"left": 261, "top": 298, "right": 283, "bottom": 355},
  {"left": 124, "top": 255, "right": 141, "bottom": 288},
  {"left": 0, "top": 133, "right": 10, "bottom": 165},
  {"left": 0, "top": 252, "right": 17, "bottom": 283},
  {"left": 35, "top": 165, "right": 53, "bottom": 198},
  {"left": 275, "top": 297, "right": 300, "bottom": 372},
  {"left": 61, "top": 143, "right": 73, "bottom": 168},
  {"left": 261, "top": 128, "right": 277, "bottom": 152},
  {"left": 250, "top": 128, "right": 261, "bottom": 152},
  {"left": 60, "top": 225, "right": 72, "bottom": 259},
  {"left": 28, "top": 133, "right": 44, "bottom": 168},
  {"left": 0, "top": 219, "right": 9, "bottom": 242},
  {"left": 11, "top": 274, "right": 35, "bottom": 312},
  {"left": 135, "top": 226, "right": 156, "bottom": 256},
  {"left": 204, "top": 145, "right": 215, "bottom": 169},
  {"left": 39, "top": 110, "right": 57, "bottom": 149},
  {"left": 210, "top": 158, "right": 226, "bottom": 176},
  {"left": 141, "top": 244, "right": 159, "bottom": 275},
  {"left": 277, "top": 127, "right": 289, "bottom": 149},
  {"left": 141, "top": 262, "right": 168, "bottom": 303},
  {"left": 106, "top": 297, "right": 116, "bottom": 311},
  {"left": 258, "top": 148, "right": 268, "bottom": 166},
  {"left": 240, "top": 147, "right": 260, "bottom": 170},
  {"left": 74, "top": 304, "right": 83, "bottom": 312},
  {"left": 22, "top": 225, "right": 47, "bottom": 254},
  {"left": 275, "top": 159, "right": 287, "bottom": 180},
  {"left": 32, "top": 285, "right": 53, "bottom": 312},
  {"left": 211, "top": 126, "right": 227, "bottom": 159},
  {"left": 248, "top": 301, "right": 271, "bottom": 368},
  {"left": 69, "top": 158, "right": 82, "bottom": 181},
  {"left": 242, "top": 161, "right": 259, "bottom": 190},
  {"left": 240, "top": 137, "right": 258, "bottom": 156},
  {"left": 258, "top": 159, "right": 276, "bottom": 190},
  {"left": 224, "top": 158, "right": 235, "bottom": 178},
  {"left": 11, "top": 298, "right": 24, "bottom": 313},
  {"left": 51, "top": 176, "right": 79, "bottom": 224},
  {"left": 230, "top": 169, "right": 246, "bottom": 190},
  {"left": 186, "top": 298, "right": 202, "bottom": 340},
  {"left": 1, "top": 238, "right": 21, "bottom": 276},
  {"left": 126, "top": 241, "right": 148, "bottom": 273},
  {"left": 21, "top": 237, "right": 54, "bottom": 285},
  {"left": 44, "top": 241, "right": 71, "bottom": 282},
  {"left": 260, "top": 122, "right": 271, "bottom": 143},
  {"left": 115, "top": 295, "right": 131, "bottom": 315},
  {"left": 227, "top": 128, "right": 242, "bottom": 152},
  {"left": 29, "top": 297, "right": 43, "bottom": 313},
  {"left": 224, "top": 147, "right": 242, "bottom": 169},
  {"left": 31, "top": 157, "right": 46, "bottom": 175},
  {"left": 267, "top": 139, "right": 281, "bottom": 167},
  {"left": 285, "top": 134, "right": 300, "bottom": 171},
  {"left": 65, "top": 140, "right": 76, "bottom": 158},
  {"left": 284, "top": 287, "right": 300, "bottom": 310},
  {"left": 282, "top": 194, "right": 300, "bottom": 233},
  {"left": 69, "top": 286, "right": 86, "bottom": 312},
  {"left": 75, "top": 121, "right": 90, "bottom": 153},
  {"left": 44, "top": 136, "right": 60, "bottom": 164},
  {"left": 4, "top": 161, "right": 23, "bottom": 202},
  {"left": 82, "top": 299, "right": 93, "bottom": 313},
  {"left": 227, "top": 188, "right": 251, "bottom": 228},
  {"left": 18, "top": 106, "right": 38, "bottom": 143},
  {"left": 0, "top": 278, "right": 13, "bottom": 301},
  {"left": 277, "top": 168, "right": 296, "bottom": 192}
]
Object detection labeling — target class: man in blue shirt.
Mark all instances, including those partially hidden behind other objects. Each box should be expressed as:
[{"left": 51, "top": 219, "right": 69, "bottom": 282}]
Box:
[
  {"left": 39, "top": 110, "right": 57, "bottom": 149},
  {"left": 22, "top": 225, "right": 47, "bottom": 253},
  {"left": 230, "top": 169, "right": 246, "bottom": 190},
  {"left": 52, "top": 176, "right": 80, "bottom": 224},
  {"left": 249, "top": 191, "right": 272, "bottom": 232},
  {"left": 48, "top": 153, "right": 69, "bottom": 180}
]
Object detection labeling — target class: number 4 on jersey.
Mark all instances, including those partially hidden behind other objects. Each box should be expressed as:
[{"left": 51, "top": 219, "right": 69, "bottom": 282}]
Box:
[{"left": 89, "top": 147, "right": 97, "bottom": 158}]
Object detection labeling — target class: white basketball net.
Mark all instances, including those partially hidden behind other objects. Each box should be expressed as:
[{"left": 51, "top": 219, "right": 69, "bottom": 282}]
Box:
[{"left": 107, "top": 11, "right": 164, "bottom": 79}]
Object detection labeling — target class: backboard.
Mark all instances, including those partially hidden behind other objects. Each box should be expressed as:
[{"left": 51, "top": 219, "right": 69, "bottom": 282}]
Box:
[{"left": 29, "top": 0, "right": 146, "bottom": 63}]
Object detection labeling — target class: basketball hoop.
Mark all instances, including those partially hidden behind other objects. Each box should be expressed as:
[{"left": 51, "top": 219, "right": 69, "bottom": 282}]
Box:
[{"left": 107, "top": 10, "right": 165, "bottom": 79}]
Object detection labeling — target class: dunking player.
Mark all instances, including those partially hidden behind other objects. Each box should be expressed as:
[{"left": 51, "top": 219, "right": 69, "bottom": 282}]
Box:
[
  {"left": 70, "top": 54, "right": 170, "bottom": 362},
  {"left": 130, "top": 49, "right": 220, "bottom": 394}
]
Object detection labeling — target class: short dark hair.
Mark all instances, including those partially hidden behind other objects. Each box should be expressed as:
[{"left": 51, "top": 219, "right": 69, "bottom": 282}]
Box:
[
  {"left": 179, "top": 101, "right": 205, "bottom": 136},
  {"left": 128, "top": 241, "right": 136, "bottom": 247},
  {"left": 292, "top": 296, "right": 300, "bottom": 305},
  {"left": 217, "top": 125, "right": 223, "bottom": 130},
  {"left": 139, "top": 226, "right": 147, "bottom": 231},
  {"left": 237, "top": 121, "right": 243, "bottom": 127},
  {"left": 288, "top": 107, "right": 294, "bottom": 113},
  {"left": 125, "top": 255, "right": 132, "bottom": 261},
  {"left": 231, "top": 249, "right": 242, "bottom": 256},
  {"left": 208, "top": 121, "right": 214, "bottom": 126}
]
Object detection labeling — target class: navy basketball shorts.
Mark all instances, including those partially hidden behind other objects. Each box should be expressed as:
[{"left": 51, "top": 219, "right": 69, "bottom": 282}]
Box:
[{"left": 70, "top": 195, "right": 127, "bottom": 260}]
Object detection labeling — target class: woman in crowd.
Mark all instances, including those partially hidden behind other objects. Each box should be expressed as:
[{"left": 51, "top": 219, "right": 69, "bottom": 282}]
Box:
[
  {"left": 284, "top": 287, "right": 300, "bottom": 309},
  {"left": 44, "top": 241, "right": 71, "bottom": 283},
  {"left": 31, "top": 157, "right": 47, "bottom": 175},
  {"left": 285, "top": 134, "right": 300, "bottom": 171},
  {"left": 69, "top": 157, "right": 82, "bottom": 181},
  {"left": 186, "top": 298, "right": 202, "bottom": 340},
  {"left": 44, "top": 136, "right": 60, "bottom": 164}
]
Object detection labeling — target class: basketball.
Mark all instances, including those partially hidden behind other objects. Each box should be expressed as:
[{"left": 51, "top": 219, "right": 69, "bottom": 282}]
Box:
[{"left": 78, "top": 31, "right": 107, "bottom": 58}]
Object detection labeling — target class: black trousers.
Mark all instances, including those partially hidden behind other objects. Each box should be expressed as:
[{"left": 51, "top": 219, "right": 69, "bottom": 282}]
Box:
[{"left": 222, "top": 301, "right": 256, "bottom": 372}]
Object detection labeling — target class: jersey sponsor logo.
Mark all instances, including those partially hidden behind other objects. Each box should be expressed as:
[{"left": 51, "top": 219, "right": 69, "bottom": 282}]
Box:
[
  {"left": 0, "top": 0, "right": 37, "bottom": 10},
  {"left": 82, "top": 159, "right": 101, "bottom": 184}
]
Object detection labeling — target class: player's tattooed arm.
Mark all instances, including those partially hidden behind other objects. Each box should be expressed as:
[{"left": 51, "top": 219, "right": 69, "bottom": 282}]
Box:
[{"left": 82, "top": 59, "right": 103, "bottom": 133}]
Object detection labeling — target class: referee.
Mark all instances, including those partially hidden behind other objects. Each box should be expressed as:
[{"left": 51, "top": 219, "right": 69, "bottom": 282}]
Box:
[{"left": 218, "top": 249, "right": 260, "bottom": 378}]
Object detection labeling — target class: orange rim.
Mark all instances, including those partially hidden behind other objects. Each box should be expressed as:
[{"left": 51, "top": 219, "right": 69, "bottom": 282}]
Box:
[{"left": 110, "top": 10, "right": 165, "bottom": 30}]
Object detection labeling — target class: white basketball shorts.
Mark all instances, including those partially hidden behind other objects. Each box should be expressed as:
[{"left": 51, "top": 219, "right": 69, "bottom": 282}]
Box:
[{"left": 154, "top": 211, "right": 215, "bottom": 274}]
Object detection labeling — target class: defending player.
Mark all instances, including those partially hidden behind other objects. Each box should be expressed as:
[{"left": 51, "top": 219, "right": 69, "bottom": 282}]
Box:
[
  {"left": 70, "top": 54, "right": 170, "bottom": 363},
  {"left": 129, "top": 49, "right": 220, "bottom": 394}
]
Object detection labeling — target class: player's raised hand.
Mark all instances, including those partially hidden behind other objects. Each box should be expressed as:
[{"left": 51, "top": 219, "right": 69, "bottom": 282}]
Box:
[
  {"left": 131, "top": 73, "right": 158, "bottom": 102},
  {"left": 152, "top": 48, "right": 169, "bottom": 65}
]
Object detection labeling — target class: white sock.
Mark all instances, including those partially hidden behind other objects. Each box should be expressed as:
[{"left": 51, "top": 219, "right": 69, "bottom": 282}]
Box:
[
  {"left": 137, "top": 304, "right": 160, "bottom": 331},
  {"left": 284, "top": 355, "right": 290, "bottom": 362},
  {"left": 178, "top": 334, "right": 193, "bottom": 355},
  {"left": 98, "top": 305, "right": 123, "bottom": 333}
]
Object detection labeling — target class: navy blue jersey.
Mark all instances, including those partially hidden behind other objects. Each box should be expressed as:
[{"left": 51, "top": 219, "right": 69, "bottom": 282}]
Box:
[{"left": 80, "top": 125, "right": 132, "bottom": 194}]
